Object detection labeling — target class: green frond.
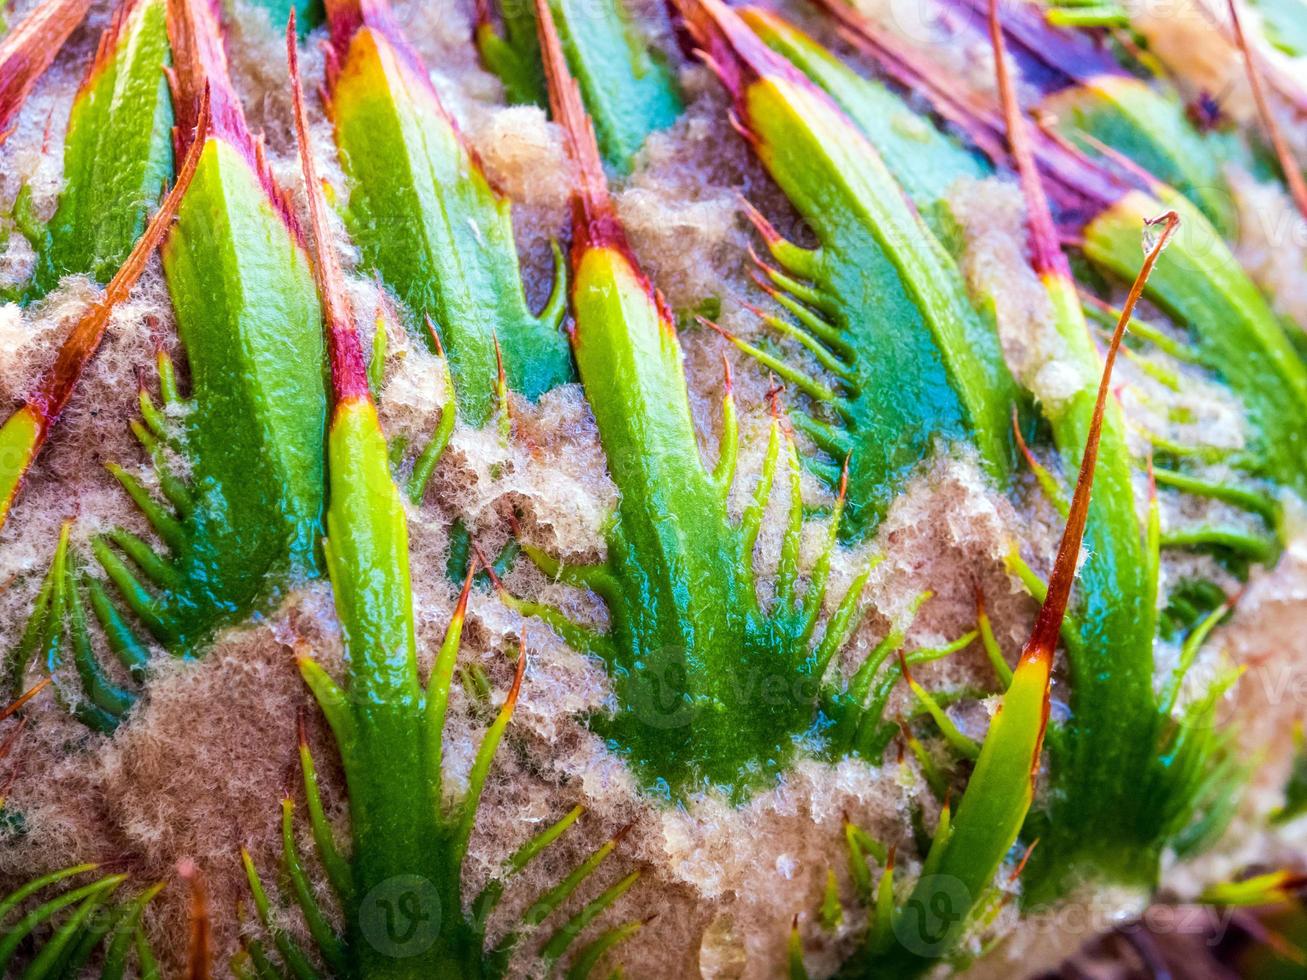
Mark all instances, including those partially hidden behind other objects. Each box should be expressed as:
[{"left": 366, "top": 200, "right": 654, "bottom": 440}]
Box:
[
  {"left": 540, "top": 871, "right": 640, "bottom": 966},
  {"left": 564, "top": 920, "right": 645, "bottom": 980}
]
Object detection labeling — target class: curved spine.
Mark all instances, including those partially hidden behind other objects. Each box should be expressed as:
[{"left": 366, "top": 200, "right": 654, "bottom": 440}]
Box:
[
  {"left": 836, "top": 213, "right": 1180, "bottom": 980},
  {"left": 795, "top": 0, "right": 1269, "bottom": 911},
  {"left": 984, "top": 0, "right": 1166, "bottom": 897},
  {"left": 0, "top": 106, "right": 204, "bottom": 534}
]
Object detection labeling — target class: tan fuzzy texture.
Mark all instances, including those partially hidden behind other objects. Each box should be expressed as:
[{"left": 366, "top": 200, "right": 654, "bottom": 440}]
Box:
[
  {"left": 1227, "top": 164, "right": 1307, "bottom": 329},
  {"left": 0, "top": 0, "right": 1306, "bottom": 976},
  {"left": 946, "top": 177, "right": 1062, "bottom": 391}
]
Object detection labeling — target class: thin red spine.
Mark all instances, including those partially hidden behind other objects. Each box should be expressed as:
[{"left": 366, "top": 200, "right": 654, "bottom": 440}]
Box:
[
  {"left": 27, "top": 89, "right": 211, "bottom": 434},
  {"left": 0, "top": 0, "right": 92, "bottom": 143},
  {"left": 1226, "top": 0, "right": 1307, "bottom": 221},
  {"left": 165, "top": 0, "right": 304, "bottom": 240},
  {"left": 535, "top": 0, "right": 676, "bottom": 331},
  {"left": 287, "top": 15, "right": 371, "bottom": 403},
  {"left": 535, "top": 0, "right": 622, "bottom": 254},
  {"left": 987, "top": 0, "right": 1066, "bottom": 278},
  {"left": 1020, "top": 211, "right": 1181, "bottom": 673}
]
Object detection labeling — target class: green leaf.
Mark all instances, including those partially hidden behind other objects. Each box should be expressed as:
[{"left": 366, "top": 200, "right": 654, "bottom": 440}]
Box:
[
  {"left": 686, "top": 4, "right": 1020, "bottom": 543},
  {"left": 476, "top": 0, "right": 681, "bottom": 173},
  {"left": 26, "top": 0, "right": 174, "bottom": 300},
  {"left": 325, "top": 0, "right": 572, "bottom": 425}
]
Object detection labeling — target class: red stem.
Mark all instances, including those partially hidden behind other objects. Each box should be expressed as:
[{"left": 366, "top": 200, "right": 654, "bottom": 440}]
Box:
[
  {"left": 987, "top": 0, "right": 1066, "bottom": 278},
  {"left": 1226, "top": 0, "right": 1307, "bottom": 221},
  {"left": 27, "top": 89, "right": 211, "bottom": 433},
  {"left": 0, "top": 0, "right": 91, "bottom": 145},
  {"left": 535, "top": 0, "right": 623, "bottom": 254},
  {"left": 287, "top": 16, "right": 371, "bottom": 403},
  {"left": 1020, "top": 211, "right": 1181, "bottom": 669}
]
